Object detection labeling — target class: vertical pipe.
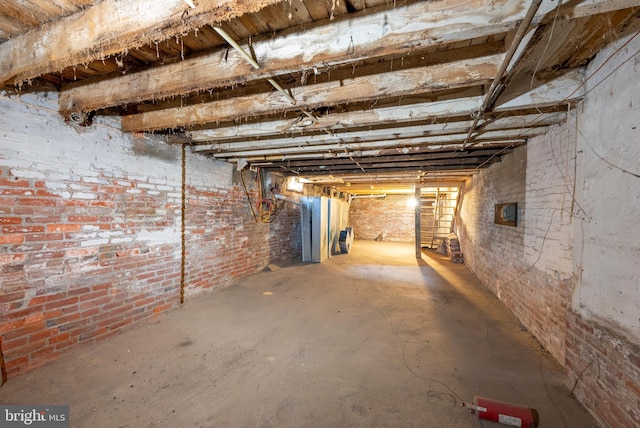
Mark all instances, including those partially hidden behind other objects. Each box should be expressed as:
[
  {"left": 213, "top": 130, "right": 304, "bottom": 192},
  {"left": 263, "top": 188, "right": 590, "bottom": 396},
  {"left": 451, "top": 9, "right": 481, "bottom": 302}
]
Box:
[
  {"left": 180, "top": 144, "right": 186, "bottom": 305},
  {"left": 414, "top": 186, "right": 421, "bottom": 259}
]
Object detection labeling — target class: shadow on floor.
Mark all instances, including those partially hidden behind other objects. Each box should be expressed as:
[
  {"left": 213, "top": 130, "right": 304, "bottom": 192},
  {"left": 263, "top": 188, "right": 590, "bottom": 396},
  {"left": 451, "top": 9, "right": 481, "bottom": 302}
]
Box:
[{"left": 0, "top": 240, "right": 597, "bottom": 428}]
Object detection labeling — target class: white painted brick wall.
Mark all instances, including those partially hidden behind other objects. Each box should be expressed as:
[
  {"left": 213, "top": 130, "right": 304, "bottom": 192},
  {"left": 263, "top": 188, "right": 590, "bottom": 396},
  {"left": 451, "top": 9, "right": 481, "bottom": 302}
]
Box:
[
  {"left": 524, "top": 112, "right": 577, "bottom": 279},
  {"left": 572, "top": 32, "right": 640, "bottom": 339},
  {"left": 1, "top": 92, "right": 180, "bottom": 183},
  {"left": 186, "top": 149, "right": 233, "bottom": 189},
  {"left": 457, "top": 133, "right": 574, "bottom": 361},
  {"left": 0, "top": 91, "right": 183, "bottom": 251}
]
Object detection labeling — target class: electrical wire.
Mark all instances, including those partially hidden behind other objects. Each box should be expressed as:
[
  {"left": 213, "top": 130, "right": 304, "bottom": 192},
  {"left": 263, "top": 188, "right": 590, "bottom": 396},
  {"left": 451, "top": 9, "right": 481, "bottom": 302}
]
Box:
[
  {"left": 381, "top": 310, "right": 467, "bottom": 406},
  {"left": 577, "top": 128, "right": 640, "bottom": 179},
  {"left": 255, "top": 168, "right": 278, "bottom": 223},
  {"left": 471, "top": 25, "right": 640, "bottom": 153},
  {"left": 548, "top": 106, "right": 590, "bottom": 220},
  {"left": 240, "top": 169, "right": 258, "bottom": 222},
  {"left": 529, "top": 0, "right": 562, "bottom": 92},
  {"left": 564, "top": 29, "right": 640, "bottom": 102}
]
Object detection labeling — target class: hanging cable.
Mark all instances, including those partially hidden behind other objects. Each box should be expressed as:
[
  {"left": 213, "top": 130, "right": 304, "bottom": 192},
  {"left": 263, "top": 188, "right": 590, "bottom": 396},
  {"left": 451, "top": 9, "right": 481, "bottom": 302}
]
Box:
[
  {"left": 255, "top": 168, "right": 278, "bottom": 223},
  {"left": 240, "top": 169, "right": 258, "bottom": 222}
]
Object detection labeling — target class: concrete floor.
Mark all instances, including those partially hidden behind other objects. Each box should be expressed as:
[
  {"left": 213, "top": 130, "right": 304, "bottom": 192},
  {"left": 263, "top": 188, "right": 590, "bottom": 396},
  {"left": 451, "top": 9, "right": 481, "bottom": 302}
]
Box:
[{"left": 0, "top": 241, "right": 597, "bottom": 428}]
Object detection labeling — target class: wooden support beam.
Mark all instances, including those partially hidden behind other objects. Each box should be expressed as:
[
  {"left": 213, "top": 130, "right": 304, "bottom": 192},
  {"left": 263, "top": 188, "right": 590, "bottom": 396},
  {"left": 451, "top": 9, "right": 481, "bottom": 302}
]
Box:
[
  {"left": 184, "top": 96, "right": 485, "bottom": 143},
  {"left": 191, "top": 112, "right": 564, "bottom": 152},
  {"left": 243, "top": 142, "right": 521, "bottom": 163},
  {"left": 493, "top": 68, "right": 585, "bottom": 111},
  {"left": 0, "top": 0, "right": 285, "bottom": 86},
  {"left": 53, "top": 0, "right": 638, "bottom": 115},
  {"left": 122, "top": 54, "right": 503, "bottom": 132},
  {"left": 62, "top": 34, "right": 502, "bottom": 116},
  {"left": 264, "top": 148, "right": 506, "bottom": 169},
  {"left": 207, "top": 128, "right": 538, "bottom": 158},
  {"left": 58, "top": 0, "right": 516, "bottom": 115},
  {"left": 192, "top": 120, "right": 477, "bottom": 152},
  {"left": 281, "top": 164, "right": 493, "bottom": 176},
  {"left": 275, "top": 156, "right": 496, "bottom": 173}
]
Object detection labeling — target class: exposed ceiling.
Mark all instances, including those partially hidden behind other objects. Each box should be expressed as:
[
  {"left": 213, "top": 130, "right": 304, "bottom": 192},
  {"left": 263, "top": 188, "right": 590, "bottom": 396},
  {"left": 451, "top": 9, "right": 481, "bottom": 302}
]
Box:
[{"left": 1, "top": 0, "right": 638, "bottom": 194}]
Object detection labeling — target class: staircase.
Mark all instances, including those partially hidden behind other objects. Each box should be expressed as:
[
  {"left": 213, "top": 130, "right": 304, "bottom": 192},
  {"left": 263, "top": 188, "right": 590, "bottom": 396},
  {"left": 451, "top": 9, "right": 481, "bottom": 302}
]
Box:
[{"left": 419, "top": 187, "right": 459, "bottom": 249}]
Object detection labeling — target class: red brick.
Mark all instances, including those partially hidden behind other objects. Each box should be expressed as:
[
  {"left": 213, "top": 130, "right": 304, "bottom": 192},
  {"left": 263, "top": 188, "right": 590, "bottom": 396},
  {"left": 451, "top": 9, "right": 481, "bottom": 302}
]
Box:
[
  {"left": 3, "top": 225, "right": 45, "bottom": 233},
  {"left": 98, "top": 315, "right": 124, "bottom": 327},
  {"left": 4, "top": 356, "right": 28, "bottom": 371},
  {"left": 79, "top": 288, "right": 109, "bottom": 301},
  {"left": 0, "top": 290, "right": 25, "bottom": 304},
  {"left": 68, "top": 286, "right": 91, "bottom": 296},
  {"left": 107, "top": 304, "right": 134, "bottom": 317},
  {"left": 33, "top": 251, "right": 65, "bottom": 262},
  {"left": 34, "top": 189, "right": 64, "bottom": 197},
  {"left": 136, "top": 272, "right": 156, "bottom": 281},
  {"left": 79, "top": 296, "right": 112, "bottom": 311},
  {"left": 2, "top": 336, "right": 29, "bottom": 350},
  {"left": 25, "top": 215, "right": 61, "bottom": 224},
  {"left": 24, "top": 313, "right": 45, "bottom": 325},
  {"left": 68, "top": 215, "right": 98, "bottom": 223},
  {"left": 0, "top": 254, "right": 26, "bottom": 265},
  {"left": 78, "top": 328, "right": 108, "bottom": 341},
  {"left": 47, "top": 312, "right": 81, "bottom": 327},
  {"left": 3, "top": 321, "right": 48, "bottom": 340},
  {"left": 25, "top": 233, "right": 64, "bottom": 242},
  {"left": 41, "top": 242, "right": 73, "bottom": 251},
  {"left": 0, "top": 319, "right": 25, "bottom": 334},
  {"left": 0, "top": 217, "right": 22, "bottom": 225},
  {"left": 29, "top": 292, "right": 67, "bottom": 306},
  {"left": 30, "top": 347, "right": 60, "bottom": 362},
  {"left": 3, "top": 305, "right": 44, "bottom": 322},
  {"left": 47, "top": 223, "right": 82, "bottom": 233},
  {"left": 109, "top": 318, "right": 133, "bottom": 331},
  {"left": 17, "top": 198, "right": 56, "bottom": 207},
  {"left": 80, "top": 307, "right": 101, "bottom": 318},
  {"left": 44, "top": 296, "right": 80, "bottom": 310},
  {"left": 90, "top": 201, "right": 113, "bottom": 208},
  {"left": 48, "top": 332, "right": 70, "bottom": 345},
  {"left": 0, "top": 178, "right": 29, "bottom": 187},
  {"left": 29, "top": 329, "right": 58, "bottom": 342},
  {"left": 65, "top": 247, "right": 98, "bottom": 258},
  {"left": 53, "top": 336, "right": 79, "bottom": 351},
  {"left": 153, "top": 303, "right": 172, "bottom": 314},
  {"left": 4, "top": 338, "right": 48, "bottom": 357},
  {"left": 0, "top": 234, "right": 24, "bottom": 244}
]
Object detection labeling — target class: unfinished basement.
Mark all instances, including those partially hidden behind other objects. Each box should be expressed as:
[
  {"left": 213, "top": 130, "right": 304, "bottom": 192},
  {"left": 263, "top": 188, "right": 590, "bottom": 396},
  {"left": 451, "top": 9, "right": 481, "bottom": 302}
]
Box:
[{"left": 0, "top": 1, "right": 639, "bottom": 427}]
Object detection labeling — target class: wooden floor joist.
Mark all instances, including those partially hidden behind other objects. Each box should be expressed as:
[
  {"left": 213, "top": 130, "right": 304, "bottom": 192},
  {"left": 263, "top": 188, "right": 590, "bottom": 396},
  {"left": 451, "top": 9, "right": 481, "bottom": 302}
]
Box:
[
  {"left": 0, "top": 0, "right": 286, "bottom": 86},
  {"left": 121, "top": 54, "right": 503, "bottom": 132}
]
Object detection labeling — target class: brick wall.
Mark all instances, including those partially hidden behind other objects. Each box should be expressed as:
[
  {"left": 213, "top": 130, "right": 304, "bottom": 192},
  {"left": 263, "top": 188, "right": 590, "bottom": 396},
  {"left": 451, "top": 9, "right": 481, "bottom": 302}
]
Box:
[
  {"left": 184, "top": 163, "right": 301, "bottom": 296},
  {"left": 456, "top": 142, "right": 575, "bottom": 362},
  {"left": 0, "top": 92, "right": 301, "bottom": 379},
  {"left": 348, "top": 194, "right": 414, "bottom": 242},
  {"left": 457, "top": 32, "right": 640, "bottom": 427},
  {"left": 566, "top": 32, "right": 640, "bottom": 428}
]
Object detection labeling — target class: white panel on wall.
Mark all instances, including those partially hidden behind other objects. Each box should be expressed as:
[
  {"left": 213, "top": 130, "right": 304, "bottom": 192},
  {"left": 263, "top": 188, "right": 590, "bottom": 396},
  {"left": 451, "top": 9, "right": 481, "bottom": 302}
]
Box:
[
  {"left": 301, "top": 196, "right": 349, "bottom": 262},
  {"left": 329, "top": 198, "right": 350, "bottom": 255}
]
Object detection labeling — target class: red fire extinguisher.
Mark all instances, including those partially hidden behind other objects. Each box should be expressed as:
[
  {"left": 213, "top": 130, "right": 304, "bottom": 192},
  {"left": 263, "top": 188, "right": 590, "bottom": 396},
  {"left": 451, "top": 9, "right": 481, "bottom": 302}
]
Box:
[{"left": 463, "top": 396, "right": 540, "bottom": 428}]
